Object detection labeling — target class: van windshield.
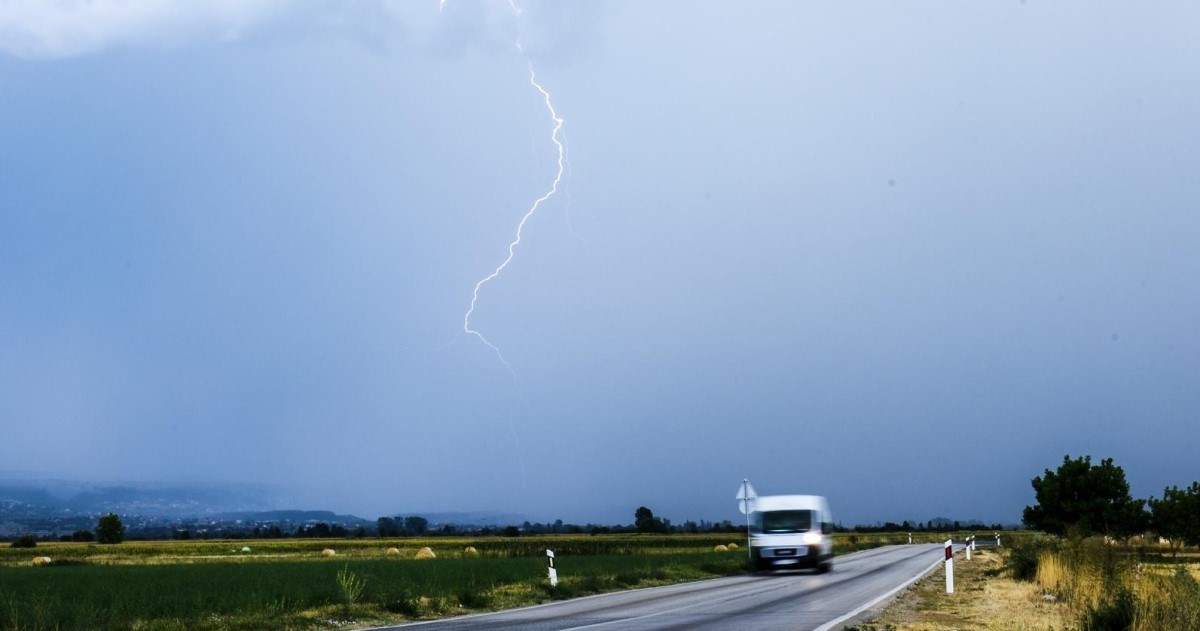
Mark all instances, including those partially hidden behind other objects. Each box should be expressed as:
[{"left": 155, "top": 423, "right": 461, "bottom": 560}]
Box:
[{"left": 759, "top": 510, "right": 813, "bottom": 533}]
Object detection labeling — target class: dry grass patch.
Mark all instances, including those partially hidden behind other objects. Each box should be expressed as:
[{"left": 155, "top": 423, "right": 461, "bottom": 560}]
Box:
[{"left": 850, "top": 549, "right": 1073, "bottom": 631}]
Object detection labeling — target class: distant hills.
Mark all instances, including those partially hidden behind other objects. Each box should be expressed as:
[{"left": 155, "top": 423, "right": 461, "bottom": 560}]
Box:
[
  {"left": 0, "top": 479, "right": 275, "bottom": 517},
  {"left": 0, "top": 480, "right": 531, "bottom": 538}
]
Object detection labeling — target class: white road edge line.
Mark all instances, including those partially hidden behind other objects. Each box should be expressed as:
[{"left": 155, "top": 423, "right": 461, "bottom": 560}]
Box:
[{"left": 813, "top": 547, "right": 949, "bottom": 631}]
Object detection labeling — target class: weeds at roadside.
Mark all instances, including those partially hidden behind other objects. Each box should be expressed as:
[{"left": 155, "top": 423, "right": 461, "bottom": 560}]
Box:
[
  {"left": 335, "top": 565, "right": 365, "bottom": 617},
  {"left": 378, "top": 589, "right": 420, "bottom": 618},
  {"left": 1008, "top": 536, "right": 1200, "bottom": 631}
]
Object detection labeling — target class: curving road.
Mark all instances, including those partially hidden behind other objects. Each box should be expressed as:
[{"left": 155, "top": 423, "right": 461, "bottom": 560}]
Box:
[{"left": 375, "top": 544, "right": 948, "bottom": 631}]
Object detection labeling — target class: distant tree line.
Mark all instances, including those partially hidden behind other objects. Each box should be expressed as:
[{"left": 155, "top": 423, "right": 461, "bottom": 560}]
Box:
[
  {"left": 35, "top": 514, "right": 119, "bottom": 544},
  {"left": 157, "top": 513, "right": 721, "bottom": 541},
  {"left": 840, "top": 519, "right": 1011, "bottom": 534},
  {"left": 168, "top": 523, "right": 370, "bottom": 541},
  {"left": 376, "top": 516, "right": 430, "bottom": 537},
  {"left": 11, "top": 509, "right": 1010, "bottom": 544},
  {"left": 294, "top": 523, "right": 369, "bottom": 539},
  {"left": 7, "top": 504, "right": 1032, "bottom": 545}
]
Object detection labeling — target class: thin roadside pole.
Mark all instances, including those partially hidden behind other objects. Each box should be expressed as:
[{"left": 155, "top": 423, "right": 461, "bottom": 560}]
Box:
[
  {"left": 944, "top": 538, "right": 954, "bottom": 593},
  {"left": 735, "top": 479, "right": 757, "bottom": 562},
  {"left": 739, "top": 501, "right": 748, "bottom": 561}
]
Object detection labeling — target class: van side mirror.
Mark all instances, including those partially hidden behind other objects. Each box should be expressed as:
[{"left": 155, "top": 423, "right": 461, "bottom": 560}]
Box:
[{"left": 822, "top": 522, "right": 833, "bottom": 535}]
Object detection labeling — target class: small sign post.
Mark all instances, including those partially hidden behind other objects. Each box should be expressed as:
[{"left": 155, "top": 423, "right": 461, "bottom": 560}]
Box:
[
  {"left": 735, "top": 479, "right": 758, "bottom": 561},
  {"left": 944, "top": 539, "right": 954, "bottom": 594},
  {"left": 546, "top": 549, "right": 558, "bottom": 587}
]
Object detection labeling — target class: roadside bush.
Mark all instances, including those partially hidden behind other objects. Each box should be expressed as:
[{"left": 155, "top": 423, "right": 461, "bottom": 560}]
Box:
[
  {"left": 1007, "top": 536, "right": 1058, "bottom": 581},
  {"left": 380, "top": 590, "right": 420, "bottom": 618},
  {"left": 1083, "top": 586, "right": 1135, "bottom": 631},
  {"left": 10, "top": 534, "right": 37, "bottom": 548},
  {"left": 1134, "top": 566, "right": 1200, "bottom": 631},
  {"left": 455, "top": 587, "right": 491, "bottom": 609},
  {"left": 1023, "top": 536, "right": 1200, "bottom": 631},
  {"left": 614, "top": 571, "right": 641, "bottom": 586}
]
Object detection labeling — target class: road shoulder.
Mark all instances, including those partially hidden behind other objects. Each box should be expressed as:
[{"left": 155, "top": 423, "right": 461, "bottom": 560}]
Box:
[{"left": 836, "top": 548, "right": 1072, "bottom": 631}]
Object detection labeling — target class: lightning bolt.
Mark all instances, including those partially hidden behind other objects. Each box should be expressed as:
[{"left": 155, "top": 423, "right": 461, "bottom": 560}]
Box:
[
  {"left": 438, "top": 1, "right": 565, "bottom": 372},
  {"left": 463, "top": 61, "right": 566, "bottom": 371},
  {"left": 437, "top": 0, "right": 561, "bottom": 497}
]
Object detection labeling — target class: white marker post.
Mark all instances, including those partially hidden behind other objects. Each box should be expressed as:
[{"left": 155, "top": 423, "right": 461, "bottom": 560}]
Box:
[
  {"left": 736, "top": 479, "right": 758, "bottom": 561},
  {"left": 907, "top": 532, "right": 912, "bottom": 545},
  {"left": 944, "top": 539, "right": 954, "bottom": 594},
  {"left": 966, "top": 536, "right": 972, "bottom": 561},
  {"left": 546, "top": 549, "right": 558, "bottom": 587},
  {"left": 995, "top": 532, "right": 1001, "bottom": 547}
]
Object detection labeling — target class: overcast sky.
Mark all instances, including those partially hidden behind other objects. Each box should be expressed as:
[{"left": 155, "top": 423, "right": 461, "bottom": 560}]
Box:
[{"left": 2, "top": 1, "right": 1197, "bottom": 526}]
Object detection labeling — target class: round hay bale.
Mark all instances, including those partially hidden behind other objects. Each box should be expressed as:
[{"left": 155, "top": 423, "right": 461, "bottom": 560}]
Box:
[
  {"left": 321, "top": 548, "right": 337, "bottom": 557},
  {"left": 727, "top": 543, "right": 739, "bottom": 550},
  {"left": 386, "top": 547, "right": 401, "bottom": 556},
  {"left": 713, "top": 544, "right": 728, "bottom": 552},
  {"left": 415, "top": 546, "right": 436, "bottom": 560},
  {"left": 32, "top": 556, "right": 52, "bottom": 566},
  {"left": 241, "top": 546, "right": 251, "bottom": 553},
  {"left": 463, "top": 546, "right": 479, "bottom": 557}
]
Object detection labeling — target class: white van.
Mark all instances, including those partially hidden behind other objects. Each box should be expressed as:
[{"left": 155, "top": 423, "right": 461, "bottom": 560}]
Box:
[{"left": 749, "top": 494, "right": 834, "bottom": 572}]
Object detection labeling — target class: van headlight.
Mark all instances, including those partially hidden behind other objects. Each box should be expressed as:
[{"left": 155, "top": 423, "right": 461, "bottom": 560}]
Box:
[{"left": 803, "top": 532, "right": 823, "bottom": 545}]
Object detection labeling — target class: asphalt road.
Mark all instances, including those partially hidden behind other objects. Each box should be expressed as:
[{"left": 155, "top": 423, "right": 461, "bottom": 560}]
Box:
[{"left": 375, "top": 543, "right": 947, "bottom": 631}]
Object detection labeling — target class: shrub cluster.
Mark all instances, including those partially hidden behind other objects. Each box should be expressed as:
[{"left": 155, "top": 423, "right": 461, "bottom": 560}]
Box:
[
  {"left": 1007, "top": 537, "right": 1200, "bottom": 631},
  {"left": 9, "top": 534, "right": 37, "bottom": 549}
]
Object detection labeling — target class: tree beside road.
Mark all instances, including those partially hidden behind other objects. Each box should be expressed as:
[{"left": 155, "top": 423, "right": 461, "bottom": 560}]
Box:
[{"left": 1022, "top": 455, "right": 1146, "bottom": 539}]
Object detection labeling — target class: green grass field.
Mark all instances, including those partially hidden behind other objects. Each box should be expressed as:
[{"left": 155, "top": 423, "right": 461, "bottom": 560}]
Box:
[{"left": 0, "top": 532, "right": 989, "bottom": 630}]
